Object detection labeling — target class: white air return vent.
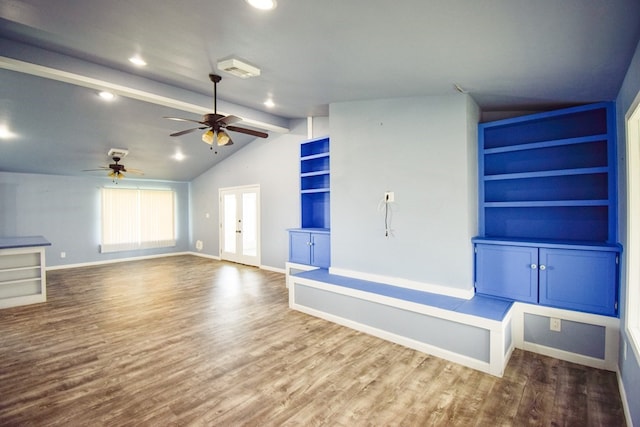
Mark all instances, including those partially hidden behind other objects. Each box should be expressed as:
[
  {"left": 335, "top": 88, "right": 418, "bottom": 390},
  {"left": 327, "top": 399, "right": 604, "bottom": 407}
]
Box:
[
  {"left": 217, "top": 58, "right": 261, "bottom": 79},
  {"left": 108, "top": 148, "right": 128, "bottom": 158}
]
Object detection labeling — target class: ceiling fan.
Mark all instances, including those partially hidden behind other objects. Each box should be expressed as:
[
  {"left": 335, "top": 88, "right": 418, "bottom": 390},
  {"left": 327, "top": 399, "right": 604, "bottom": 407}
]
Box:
[
  {"left": 83, "top": 150, "right": 143, "bottom": 181},
  {"left": 164, "top": 73, "right": 268, "bottom": 148}
]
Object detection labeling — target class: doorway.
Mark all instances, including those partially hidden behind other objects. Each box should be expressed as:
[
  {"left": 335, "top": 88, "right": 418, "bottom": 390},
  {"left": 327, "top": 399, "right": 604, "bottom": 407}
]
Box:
[{"left": 219, "top": 185, "right": 261, "bottom": 267}]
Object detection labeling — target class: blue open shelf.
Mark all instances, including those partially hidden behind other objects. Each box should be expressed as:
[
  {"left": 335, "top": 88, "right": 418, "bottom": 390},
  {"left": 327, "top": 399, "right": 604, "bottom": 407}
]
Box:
[
  {"left": 478, "top": 102, "right": 616, "bottom": 244},
  {"left": 300, "top": 137, "right": 330, "bottom": 230}
]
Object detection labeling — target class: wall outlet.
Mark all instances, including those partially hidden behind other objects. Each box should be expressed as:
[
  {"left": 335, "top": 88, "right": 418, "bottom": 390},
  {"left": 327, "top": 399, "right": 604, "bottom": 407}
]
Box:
[
  {"left": 550, "top": 317, "right": 562, "bottom": 332},
  {"left": 60, "top": 251, "right": 66, "bottom": 259},
  {"left": 384, "top": 191, "right": 394, "bottom": 202}
]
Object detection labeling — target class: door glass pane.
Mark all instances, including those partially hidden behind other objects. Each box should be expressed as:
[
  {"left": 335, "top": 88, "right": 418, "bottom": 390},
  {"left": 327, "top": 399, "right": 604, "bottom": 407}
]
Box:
[
  {"left": 223, "top": 194, "right": 236, "bottom": 253},
  {"left": 242, "top": 192, "right": 257, "bottom": 257}
]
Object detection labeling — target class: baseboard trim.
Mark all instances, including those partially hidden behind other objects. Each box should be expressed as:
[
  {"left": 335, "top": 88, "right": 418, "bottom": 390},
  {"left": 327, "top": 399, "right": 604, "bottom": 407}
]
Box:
[
  {"left": 617, "top": 370, "right": 633, "bottom": 427},
  {"left": 46, "top": 251, "right": 192, "bottom": 271},
  {"left": 260, "top": 265, "right": 285, "bottom": 274},
  {"left": 189, "top": 252, "right": 221, "bottom": 261},
  {"left": 522, "top": 341, "right": 612, "bottom": 371},
  {"left": 47, "top": 251, "right": 287, "bottom": 274}
]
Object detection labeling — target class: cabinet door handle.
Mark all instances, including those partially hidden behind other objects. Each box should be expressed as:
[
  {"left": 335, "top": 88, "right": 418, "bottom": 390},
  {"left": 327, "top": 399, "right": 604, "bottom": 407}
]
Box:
[
  {"left": 539, "top": 264, "right": 546, "bottom": 270},
  {"left": 530, "top": 264, "right": 537, "bottom": 269}
]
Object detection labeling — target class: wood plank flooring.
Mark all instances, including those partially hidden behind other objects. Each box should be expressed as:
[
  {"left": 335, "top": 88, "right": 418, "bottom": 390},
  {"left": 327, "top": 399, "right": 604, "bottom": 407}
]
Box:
[{"left": 0, "top": 255, "right": 626, "bottom": 426}]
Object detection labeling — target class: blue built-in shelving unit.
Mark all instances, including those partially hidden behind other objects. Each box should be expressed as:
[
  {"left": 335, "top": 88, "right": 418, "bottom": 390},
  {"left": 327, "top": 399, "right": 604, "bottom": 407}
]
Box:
[
  {"left": 474, "top": 102, "right": 621, "bottom": 316},
  {"left": 300, "top": 136, "right": 330, "bottom": 230},
  {"left": 478, "top": 102, "right": 616, "bottom": 243},
  {"left": 288, "top": 136, "right": 331, "bottom": 269}
]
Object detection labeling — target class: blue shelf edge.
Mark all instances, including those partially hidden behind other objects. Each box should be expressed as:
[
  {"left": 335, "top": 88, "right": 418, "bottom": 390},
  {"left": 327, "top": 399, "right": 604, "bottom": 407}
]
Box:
[
  {"left": 483, "top": 200, "right": 609, "bottom": 208},
  {"left": 484, "top": 166, "right": 609, "bottom": 181},
  {"left": 301, "top": 170, "right": 330, "bottom": 178},
  {"left": 301, "top": 188, "right": 330, "bottom": 194},
  {"left": 483, "top": 133, "right": 608, "bottom": 154},
  {"left": 472, "top": 236, "right": 622, "bottom": 252},
  {"left": 301, "top": 153, "right": 329, "bottom": 161},
  {"left": 0, "top": 236, "right": 52, "bottom": 249},
  {"left": 288, "top": 228, "right": 330, "bottom": 233}
]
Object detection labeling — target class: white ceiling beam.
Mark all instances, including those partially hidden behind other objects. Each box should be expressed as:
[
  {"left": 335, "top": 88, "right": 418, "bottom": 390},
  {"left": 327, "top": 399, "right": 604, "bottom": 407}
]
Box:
[{"left": 0, "top": 40, "right": 290, "bottom": 134}]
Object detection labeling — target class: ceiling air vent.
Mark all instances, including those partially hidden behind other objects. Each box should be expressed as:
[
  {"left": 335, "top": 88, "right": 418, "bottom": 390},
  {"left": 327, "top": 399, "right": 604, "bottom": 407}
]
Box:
[
  {"left": 217, "top": 58, "right": 261, "bottom": 79},
  {"left": 107, "top": 148, "right": 128, "bottom": 158}
]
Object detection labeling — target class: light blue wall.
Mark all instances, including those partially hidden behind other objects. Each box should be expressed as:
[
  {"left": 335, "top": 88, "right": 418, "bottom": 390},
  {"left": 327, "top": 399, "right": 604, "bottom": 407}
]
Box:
[
  {"left": 295, "top": 283, "right": 490, "bottom": 362},
  {"left": 0, "top": 172, "right": 189, "bottom": 267},
  {"left": 330, "top": 94, "right": 479, "bottom": 291},
  {"left": 189, "top": 118, "right": 329, "bottom": 269},
  {"left": 524, "top": 314, "right": 606, "bottom": 359},
  {"left": 616, "top": 37, "right": 640, "bottom": 426}
]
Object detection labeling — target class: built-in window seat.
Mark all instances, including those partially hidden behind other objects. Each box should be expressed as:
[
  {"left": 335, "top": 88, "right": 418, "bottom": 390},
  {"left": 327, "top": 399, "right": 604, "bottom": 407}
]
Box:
[
  {"left": 287, "top": 265, "right": 621, "bottom": 376},
  {"left": 287, "top": 267, "right": 515, "bottom": 377}
]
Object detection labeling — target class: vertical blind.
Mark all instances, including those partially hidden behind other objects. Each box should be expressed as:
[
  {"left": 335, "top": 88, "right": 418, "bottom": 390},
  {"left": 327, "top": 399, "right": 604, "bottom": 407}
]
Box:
[{"left": 101, "top": 188, "right": 176, "bottom": 253}]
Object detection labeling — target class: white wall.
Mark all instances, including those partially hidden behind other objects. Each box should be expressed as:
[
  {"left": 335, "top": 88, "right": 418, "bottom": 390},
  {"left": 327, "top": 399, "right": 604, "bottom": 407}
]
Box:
[{"left": 329, "top": 94, "right": 479, "bottom": 292}]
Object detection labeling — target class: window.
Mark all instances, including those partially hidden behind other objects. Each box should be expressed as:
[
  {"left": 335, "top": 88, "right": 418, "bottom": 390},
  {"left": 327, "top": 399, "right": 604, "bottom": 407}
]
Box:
[
  {"left": 101, "top": 188, "right": 176, "bottom": 253},
  {"left": 626, "top": 96, "right": 640, "bottom": 358}
]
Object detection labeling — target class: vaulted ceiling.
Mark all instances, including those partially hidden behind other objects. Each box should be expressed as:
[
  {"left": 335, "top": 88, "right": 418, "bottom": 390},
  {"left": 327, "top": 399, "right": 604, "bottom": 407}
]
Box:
[{"left": 1, "top": 0, "right": 639, "bottom": 181}]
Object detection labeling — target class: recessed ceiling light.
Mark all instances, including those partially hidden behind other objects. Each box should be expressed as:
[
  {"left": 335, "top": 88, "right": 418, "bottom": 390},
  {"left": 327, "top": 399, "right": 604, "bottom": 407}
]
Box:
[
  {"left": 264, "top": 99, "right": 275, "bottom": 108},
  {"left": 129, "top": 55, "right": 147, "bottom": 67},
  {"left": 0, "top": 125, "right": 16, "bottom": 139},
  {"left": 98, "top": 91, "right": 116, "bottom": 101},
  {"left": 174, "top": 152, "right": 185, "bottom": 161},
  {"left": 246, "top": 0, "right": 277, "bottom": 10}
]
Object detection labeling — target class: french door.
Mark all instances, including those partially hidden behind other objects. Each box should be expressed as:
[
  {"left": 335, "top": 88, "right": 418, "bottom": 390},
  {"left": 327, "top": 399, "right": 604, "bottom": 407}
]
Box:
[{"left": 219, "top": 185, "right": 260, "bottom": 266}]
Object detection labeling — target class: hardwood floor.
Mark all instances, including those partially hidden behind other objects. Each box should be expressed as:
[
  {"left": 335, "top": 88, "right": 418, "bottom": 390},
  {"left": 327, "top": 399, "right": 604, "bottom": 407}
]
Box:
[{"left": 0, "top": 255, "right": 626, "bottom": 426}]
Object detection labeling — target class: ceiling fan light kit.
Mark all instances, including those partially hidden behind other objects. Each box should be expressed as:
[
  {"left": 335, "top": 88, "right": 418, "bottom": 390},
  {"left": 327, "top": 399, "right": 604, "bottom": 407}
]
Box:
[
  {"left": 108, "top": 170, "right": 123, "bottom": 180},
  {"left": 201, "top": 129, "right": 232, "bottom": 146},
  {"left": 216, "top": 130, "right": 231, "bottom": 146},
  {"left": 83, "top": 149, "right": 143, "bottom": 181},
  {"left": 202, "top": 129, "right": 214, "bottom": 145}
]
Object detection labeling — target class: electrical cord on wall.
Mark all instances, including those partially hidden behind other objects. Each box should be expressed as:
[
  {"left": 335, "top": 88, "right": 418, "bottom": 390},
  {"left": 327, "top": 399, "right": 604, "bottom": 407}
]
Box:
[
  {"left": 385, "top": 194, "right": 390, "bottom": 236},
  {"left": 378, "top": 193, "right": 394, "bottom": 237}
]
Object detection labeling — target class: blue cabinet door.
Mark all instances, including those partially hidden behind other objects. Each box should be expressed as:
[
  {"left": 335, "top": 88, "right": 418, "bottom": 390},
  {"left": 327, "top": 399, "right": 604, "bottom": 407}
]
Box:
[
  {"left": 289, "top": 231, "right": 311, "bottom": 265},
  {"left": 475, "top": 244, "right": 538, "bottom": 303},
  {"left": 311, "top": 233, "right": 330, "bottom": 268},
  {"left": 289, "top": 230, "right": 330, "bottom": 268},
  {"left": 539, "top": 248, "right": 617, "bottom": 316}
]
